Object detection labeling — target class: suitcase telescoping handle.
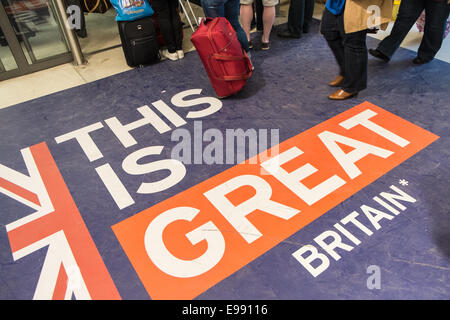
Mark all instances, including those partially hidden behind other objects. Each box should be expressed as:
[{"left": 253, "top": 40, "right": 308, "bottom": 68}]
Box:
[{"left": 207, "top": 53, "right": 253, "bottom": 81}]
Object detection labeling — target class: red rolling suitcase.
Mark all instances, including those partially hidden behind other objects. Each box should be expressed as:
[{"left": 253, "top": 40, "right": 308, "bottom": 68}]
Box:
[{"left": 191, "top": 17, "right": 253, "bottom": 98}]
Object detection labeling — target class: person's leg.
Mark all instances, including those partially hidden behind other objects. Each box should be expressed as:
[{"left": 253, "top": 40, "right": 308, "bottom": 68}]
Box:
[
  {"left": 251, "top": 2, "right": 256, "bottom": 29},
  {"left": 226, "top": 0, "right": 250, "bottom": 52},
  {"left": 168, "top": 0, "right": 184, "bottom": 59},
  {"left": 374, "top": 0, "right": 424, "bottom": 59},
  {"left": 286, "top": 0, "right": 303, "bottom": 37},
  {"left": 152, "top": 0, "right": 177, "bottom": 54},
  {"left": 168, "top": 0, "right": 183, "bottom": 51},
  {"left": 341, "top": 29, "right": 368, "bottom": 93},
  {"left": 240, "top": 1, "right": 254, "bottom": 42},
  {"left": 201, "top": 0, "right": 225, "bottom": 17},
  {"left": 327, "top": 11, "right": 367, "bottom": 99},
  {"left": 255, "top": 0, "right": 264, "bottom": 31},
  {"left": 249, "top": 3, "right": 256, "bottom": 48},
  {"left": 261, "top": 0, "right": 277, "bottom": 46},
  {"left": 417, "top": 0, "right": 450, "bottom": 62},
  {"left": 303, "top": 0, "right": 315, "bottom": 33},
  {"left": 320, "top": 8, "right": 345, "bottom": 80},
  {"left": 201, "top": 0, "right": 249, "bottom": 52}
]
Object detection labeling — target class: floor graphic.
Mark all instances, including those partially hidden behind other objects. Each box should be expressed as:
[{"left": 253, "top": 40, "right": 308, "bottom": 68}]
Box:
[
  {"left": 113, "top": 102, "right": 438, "bottom": 300},
  {"left": 1, "top": 21, "right": 449, "bottom": 300}
]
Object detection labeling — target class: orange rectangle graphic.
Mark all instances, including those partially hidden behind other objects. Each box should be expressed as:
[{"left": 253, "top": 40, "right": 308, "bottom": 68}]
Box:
[{"left": 112, "top": 101, "right": 439, "bottom": 300}]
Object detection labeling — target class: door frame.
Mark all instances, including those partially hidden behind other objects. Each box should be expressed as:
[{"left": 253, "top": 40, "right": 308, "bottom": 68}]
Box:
[{"left": 0, "top": 1, "right": 74, "bottom": 81}]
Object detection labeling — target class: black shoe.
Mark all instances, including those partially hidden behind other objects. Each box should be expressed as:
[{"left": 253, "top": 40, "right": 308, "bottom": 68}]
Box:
[
  {"left": 261, "top": 41, "right": 270, "bottom": 50},
  {"left": 302, "top": 25, "right": 310, "bottom": 33},
  {"left": 413, "top": 56, "right": 432, "bottom": 64},
  {"left": 369, "top": 48, "right": 390, "bottom": 62},
  {"left": 277, "top": 29, "right": 301, "bottom": 39},
  {"left": 76, "top": 29, "right": 88, "bottom": 38}
]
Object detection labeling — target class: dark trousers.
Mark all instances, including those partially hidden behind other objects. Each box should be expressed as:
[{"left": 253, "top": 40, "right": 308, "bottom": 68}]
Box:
[
  {"left": 287, "top": 0, "right": 315, "bottom": 36},
  {"left": 150, "top": 0, "right": 183, "bottom": 52},
  {"left": 377, "top": 0, "right": 450, "bottom": 61},
  {"left": 255, "top": 0, "right": 264, "bottom": 30},
  {"left": 201, "top": 0, "right": 250, "bottom": 52},
  {"left": 320, "top": 8, "right": 368, "bottom": 93}
]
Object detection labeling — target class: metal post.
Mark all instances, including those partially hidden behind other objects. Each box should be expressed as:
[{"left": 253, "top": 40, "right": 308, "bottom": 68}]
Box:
[
  {"left": 178, "top": 0, "right": 195, "bottom": 32},
  {"left": 185, "top": 0, "right": 199, "bottom": 27},
  {"left": 52, "top": 0, "right": 86, "bottom": 66}
]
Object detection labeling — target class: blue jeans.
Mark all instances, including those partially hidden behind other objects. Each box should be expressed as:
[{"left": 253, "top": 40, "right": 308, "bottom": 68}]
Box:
[{"left": 200, "top": 0, "right": 250, "bottom": 52}]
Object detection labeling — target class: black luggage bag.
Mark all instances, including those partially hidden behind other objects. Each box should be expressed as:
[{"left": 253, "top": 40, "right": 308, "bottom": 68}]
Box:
[{"left": 118, "top": 17, "right": 160, "bottom": 68}]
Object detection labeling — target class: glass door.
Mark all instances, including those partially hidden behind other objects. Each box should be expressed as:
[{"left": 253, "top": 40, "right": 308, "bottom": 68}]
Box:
[
  {"left": 0, "top": 25, "right": 19, "bottom": 72},
  {"left": 0, "top": 0, "right": 74, "bottom": 81}
]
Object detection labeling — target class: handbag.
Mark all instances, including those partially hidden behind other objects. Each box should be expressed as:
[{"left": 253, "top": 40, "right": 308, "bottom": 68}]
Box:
[{"left": 83, "top": 0, "right": 112, "bottom": 14}]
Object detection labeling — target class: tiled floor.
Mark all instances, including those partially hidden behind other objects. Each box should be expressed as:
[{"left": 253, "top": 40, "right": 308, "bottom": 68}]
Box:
[{"left": 1, "top": 1, "right": 449, "bottom": 109}]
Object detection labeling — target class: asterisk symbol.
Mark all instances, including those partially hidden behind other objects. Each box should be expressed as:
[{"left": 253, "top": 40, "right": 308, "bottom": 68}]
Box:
[{"left": 399, "top": 179, "right": 409, "bottom": 186}]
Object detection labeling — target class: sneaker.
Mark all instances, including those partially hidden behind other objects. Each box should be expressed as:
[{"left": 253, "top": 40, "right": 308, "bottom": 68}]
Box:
[
  {"left": 177, "top": 50, "right": 185, "bottom": 59},
  {"left": 161, "top": 49, "right": 178, "bottom": 61},
  {"left": 261, "top": 41, "right": 270, "bottom": 50}
]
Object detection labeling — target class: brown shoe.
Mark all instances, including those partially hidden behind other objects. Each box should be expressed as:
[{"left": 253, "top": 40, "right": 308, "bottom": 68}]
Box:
[
  {"left": 328, "top": 89, "right": 358, "bottom": 100},
  {"left": 328, "top": 75, "right": 344, "bottom": 87}
]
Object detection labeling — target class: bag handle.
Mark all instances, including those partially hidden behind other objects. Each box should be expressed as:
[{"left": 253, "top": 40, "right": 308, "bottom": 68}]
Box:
[
  {"left": 84, "top": 0, "right": 99, "bottom": 13},
  {"left": 204, "top": 18, "right": 252, "bottom": 82},
  {"left": 208, "top": 53, "right": 252, "bottom": 81},
  {"left": 84, "top": 0, "right": 109, "bottom": 13}
]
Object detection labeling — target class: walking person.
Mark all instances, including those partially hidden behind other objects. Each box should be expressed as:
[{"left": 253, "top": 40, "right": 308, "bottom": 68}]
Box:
[
  {"left": 240, "top": 0, "right": 278, "bottom": 50},
  {"left": 277, "top": 0, "right": 316, "bottom": 38},
  {"left": 150, "top": 0, "right": 184, "bottom": 61},
  {"left": 320, "top": 0, "right": 392, "bottom": 100},
  {"left": 369, "top": 0, "right": 450, "bottom": 64}
]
